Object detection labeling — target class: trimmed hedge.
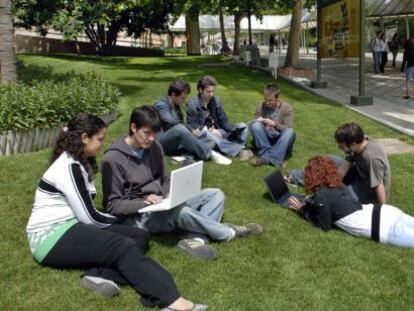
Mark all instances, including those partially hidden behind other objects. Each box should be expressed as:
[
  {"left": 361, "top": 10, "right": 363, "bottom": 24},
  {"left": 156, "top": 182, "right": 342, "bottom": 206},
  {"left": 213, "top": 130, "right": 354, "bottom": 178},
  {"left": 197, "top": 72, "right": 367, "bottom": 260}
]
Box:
[{"left": 0, "top": 65, "right": 121, "bottom": 132}]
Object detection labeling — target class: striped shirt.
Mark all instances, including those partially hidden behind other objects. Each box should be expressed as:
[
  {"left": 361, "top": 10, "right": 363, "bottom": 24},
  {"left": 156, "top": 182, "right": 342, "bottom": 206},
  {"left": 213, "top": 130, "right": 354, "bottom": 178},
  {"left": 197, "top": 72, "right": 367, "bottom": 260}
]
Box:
[{"left": 26, "top": 152, "right": 117, "bottom": 262}]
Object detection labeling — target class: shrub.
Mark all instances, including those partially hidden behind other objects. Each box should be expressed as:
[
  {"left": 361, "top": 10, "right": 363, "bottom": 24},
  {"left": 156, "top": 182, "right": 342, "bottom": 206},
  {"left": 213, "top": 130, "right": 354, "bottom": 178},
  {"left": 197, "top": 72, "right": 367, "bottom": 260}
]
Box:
[
  {"left": 164, "top": 47, "right": 187, "bottom": 56},
  {"left": 0, "top": 67, "right": 121, "bottom": 132}
]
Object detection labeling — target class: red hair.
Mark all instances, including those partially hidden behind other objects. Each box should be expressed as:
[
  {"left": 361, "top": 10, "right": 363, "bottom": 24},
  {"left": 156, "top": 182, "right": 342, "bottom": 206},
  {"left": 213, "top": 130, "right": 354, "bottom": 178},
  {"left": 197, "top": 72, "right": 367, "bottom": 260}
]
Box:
[{"left": 304, "top": 156, "right": 343, "bottom": 194}]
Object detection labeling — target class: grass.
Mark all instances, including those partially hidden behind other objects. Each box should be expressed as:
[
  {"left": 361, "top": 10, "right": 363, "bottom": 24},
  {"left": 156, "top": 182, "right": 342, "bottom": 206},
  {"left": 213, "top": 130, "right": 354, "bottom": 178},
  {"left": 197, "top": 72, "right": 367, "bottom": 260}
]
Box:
[{"left": 1, "top": 53, "right": 414, "bottom": 310}]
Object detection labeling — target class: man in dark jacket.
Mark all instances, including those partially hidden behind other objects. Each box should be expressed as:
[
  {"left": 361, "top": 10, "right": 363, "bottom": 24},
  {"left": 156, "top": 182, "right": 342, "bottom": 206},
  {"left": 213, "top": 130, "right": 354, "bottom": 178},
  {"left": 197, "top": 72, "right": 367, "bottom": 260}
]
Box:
[
  {"left": 186, "top": 75, "right": 253, "bottom": 160},
  {"left": 401, "top": 34, "right": 414, "bottom": 99},
  {"left": 154, "top": 79, "right": 231, "bottom": 165},
  {"left": 101, "top": 106, "right": 262, "bottom": 260}
]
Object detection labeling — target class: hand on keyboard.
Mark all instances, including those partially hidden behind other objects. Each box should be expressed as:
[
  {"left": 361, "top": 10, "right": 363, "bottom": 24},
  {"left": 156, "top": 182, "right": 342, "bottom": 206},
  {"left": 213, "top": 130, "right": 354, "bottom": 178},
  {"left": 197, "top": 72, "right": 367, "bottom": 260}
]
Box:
[{"left": 144, "top": 194, "right": 162, "bottom": 206}]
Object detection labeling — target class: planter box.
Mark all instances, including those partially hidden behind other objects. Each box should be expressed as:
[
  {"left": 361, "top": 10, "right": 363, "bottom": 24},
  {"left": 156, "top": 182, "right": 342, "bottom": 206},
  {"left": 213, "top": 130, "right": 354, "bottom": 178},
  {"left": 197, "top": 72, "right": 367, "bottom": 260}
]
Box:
[{"left": 0, "top": 111, "right": 118, "bottom": 157}]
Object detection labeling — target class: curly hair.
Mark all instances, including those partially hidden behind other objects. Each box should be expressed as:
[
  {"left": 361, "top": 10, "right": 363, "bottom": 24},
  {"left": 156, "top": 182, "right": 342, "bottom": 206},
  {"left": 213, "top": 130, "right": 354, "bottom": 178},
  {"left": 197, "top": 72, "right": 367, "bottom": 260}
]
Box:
[
  {"left": 51, "top": 114, "right": 106, "bottom": 177},
  {"left": 304, "top": 156, "right": 343, "bottom": 194}
]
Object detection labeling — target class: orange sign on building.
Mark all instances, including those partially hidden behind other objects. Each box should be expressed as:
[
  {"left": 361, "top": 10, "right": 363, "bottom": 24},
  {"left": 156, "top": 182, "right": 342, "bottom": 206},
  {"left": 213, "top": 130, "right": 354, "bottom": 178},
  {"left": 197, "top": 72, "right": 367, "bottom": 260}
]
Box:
[{"left": 319, "top": 0, "right": 360, "bottom": 58}]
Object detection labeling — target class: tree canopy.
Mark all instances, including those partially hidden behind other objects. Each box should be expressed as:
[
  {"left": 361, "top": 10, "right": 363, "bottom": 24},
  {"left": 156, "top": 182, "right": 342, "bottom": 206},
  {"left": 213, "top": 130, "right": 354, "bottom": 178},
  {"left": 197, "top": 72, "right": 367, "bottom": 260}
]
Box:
[{"left": 13, "top": 0, "right": 175, "bottom": 55}]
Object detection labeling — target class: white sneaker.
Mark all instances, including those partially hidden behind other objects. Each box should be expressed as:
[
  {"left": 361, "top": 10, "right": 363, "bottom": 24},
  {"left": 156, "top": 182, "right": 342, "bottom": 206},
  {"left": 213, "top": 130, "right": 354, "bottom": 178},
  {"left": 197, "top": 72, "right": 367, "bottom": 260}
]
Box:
[
  {"left": 211, "top": 151, "right": 232, "bottom": 165},
  {"left": 80, "top": 275, "right": 121, "bottom": 297}
]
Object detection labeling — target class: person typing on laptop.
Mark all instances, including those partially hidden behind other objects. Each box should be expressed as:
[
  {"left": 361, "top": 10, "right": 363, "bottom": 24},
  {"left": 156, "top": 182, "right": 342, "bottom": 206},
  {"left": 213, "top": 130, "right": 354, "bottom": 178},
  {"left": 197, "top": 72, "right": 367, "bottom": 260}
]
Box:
[{"left": 101, "top": 106, "right": 262, "bottom": 261}]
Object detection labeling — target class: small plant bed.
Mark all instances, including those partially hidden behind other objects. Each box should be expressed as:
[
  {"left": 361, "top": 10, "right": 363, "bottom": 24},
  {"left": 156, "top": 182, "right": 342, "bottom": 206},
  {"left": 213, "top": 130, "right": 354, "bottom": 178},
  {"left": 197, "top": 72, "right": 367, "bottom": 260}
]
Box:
[{"left": 0, "top": 64, "right": 121, "bottom": 156}]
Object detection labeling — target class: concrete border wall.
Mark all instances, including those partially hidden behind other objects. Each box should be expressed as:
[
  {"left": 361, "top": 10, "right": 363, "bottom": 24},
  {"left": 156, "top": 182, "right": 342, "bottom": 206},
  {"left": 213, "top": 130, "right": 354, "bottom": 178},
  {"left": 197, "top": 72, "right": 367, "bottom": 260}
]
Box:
[{"left": 15, "top": 35, "right": 164, "bottom": 57}]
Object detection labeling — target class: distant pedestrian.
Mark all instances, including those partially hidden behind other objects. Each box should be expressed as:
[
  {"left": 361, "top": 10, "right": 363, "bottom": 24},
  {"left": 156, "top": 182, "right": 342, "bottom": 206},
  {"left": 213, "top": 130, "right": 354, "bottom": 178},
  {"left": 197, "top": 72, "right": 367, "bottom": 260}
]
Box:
[
  {"left": 269, "top": 33, "right": 275, "bottom": 53},
  {"left": 379, "top": 32, "right": 388, "bottom": 73},
  {"left": 401, "top": 34, "right": 414, "bottom": 99},
  {"left": 389, "top": 33, "right": 400, "bottom": 67},
  {"left": 370, "top": 32, "right": 382, "bottom": 74}
]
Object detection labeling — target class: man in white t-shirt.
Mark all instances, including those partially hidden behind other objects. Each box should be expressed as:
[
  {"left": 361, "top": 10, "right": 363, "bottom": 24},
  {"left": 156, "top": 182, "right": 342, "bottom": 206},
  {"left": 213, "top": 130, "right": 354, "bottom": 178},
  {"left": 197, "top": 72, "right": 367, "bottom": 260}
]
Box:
[{"left": 371, "top": 32, "right": 383, "bottom": 74}]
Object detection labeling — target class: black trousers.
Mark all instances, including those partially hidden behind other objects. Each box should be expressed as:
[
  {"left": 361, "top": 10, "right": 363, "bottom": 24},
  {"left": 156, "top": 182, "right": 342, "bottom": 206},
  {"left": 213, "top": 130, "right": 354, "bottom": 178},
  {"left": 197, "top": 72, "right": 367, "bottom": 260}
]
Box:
[
  {"left": 42, "top": 223, "right": 180, "bottom": 308},
  {"left": 380, "top": 51, "right": 388, "bottom": 72}
]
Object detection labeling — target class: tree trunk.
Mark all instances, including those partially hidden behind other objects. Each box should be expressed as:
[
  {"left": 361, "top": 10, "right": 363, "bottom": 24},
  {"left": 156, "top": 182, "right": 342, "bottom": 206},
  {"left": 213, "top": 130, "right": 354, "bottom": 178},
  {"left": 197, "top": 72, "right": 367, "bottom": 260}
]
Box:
[
  {"left": 167, "top": 31, "right": 174, "bottom": 48},
  {"left": 0, "top": 0, "right": 17, "bottom": 84},
  {"left": 85, "top": 23, "right": 120, "bottom": 56},
  {"left": 232, "top": 13, "right": 242, "bottom": 55},
  {"left": 248, "top": 12, "right": 252, "bottom": 45},
  {"left": 219, "top": 8, "right": 231, "bottom": 54},
  {"left": 185, "top": 13, "right": 201, "bottom": 55},
  {"left": 284, "top": 0, "right": 304, "bottom": 68}
]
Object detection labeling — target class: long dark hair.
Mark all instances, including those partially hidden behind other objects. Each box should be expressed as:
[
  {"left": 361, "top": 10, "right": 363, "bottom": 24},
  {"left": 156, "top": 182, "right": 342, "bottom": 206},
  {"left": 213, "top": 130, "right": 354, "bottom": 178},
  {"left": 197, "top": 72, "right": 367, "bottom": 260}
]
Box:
[{"left": 51, "top": 114, "right": 106, "bottom": 176}]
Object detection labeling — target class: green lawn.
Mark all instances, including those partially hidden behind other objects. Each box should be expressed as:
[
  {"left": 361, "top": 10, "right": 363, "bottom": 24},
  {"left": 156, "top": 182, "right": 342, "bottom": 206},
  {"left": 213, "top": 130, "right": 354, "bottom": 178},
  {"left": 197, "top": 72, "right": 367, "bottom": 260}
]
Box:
[{"left": 2, "top": 54, "right": 414, "bottom": 311}]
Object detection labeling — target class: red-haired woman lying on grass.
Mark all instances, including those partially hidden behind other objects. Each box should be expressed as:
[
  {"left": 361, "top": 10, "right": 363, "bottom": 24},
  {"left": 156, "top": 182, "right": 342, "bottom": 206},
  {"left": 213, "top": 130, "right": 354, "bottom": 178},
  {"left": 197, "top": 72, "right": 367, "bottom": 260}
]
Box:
[{"left": 288, "top": 156, "right": 414, "bottom": 248}]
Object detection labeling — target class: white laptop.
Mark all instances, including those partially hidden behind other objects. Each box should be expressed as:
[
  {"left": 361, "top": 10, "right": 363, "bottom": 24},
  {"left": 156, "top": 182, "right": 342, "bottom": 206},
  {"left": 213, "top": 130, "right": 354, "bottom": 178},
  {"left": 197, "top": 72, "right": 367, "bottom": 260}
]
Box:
[{"left": 139, "top": 161, "right": 203, "bottom": 213}]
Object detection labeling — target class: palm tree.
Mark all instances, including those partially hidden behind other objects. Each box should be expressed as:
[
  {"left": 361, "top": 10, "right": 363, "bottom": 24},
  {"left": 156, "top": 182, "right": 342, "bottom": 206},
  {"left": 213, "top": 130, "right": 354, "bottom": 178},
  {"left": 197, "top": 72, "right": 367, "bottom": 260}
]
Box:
[{"left": 0, "top": 0, "right": 17, "bottom": 84}]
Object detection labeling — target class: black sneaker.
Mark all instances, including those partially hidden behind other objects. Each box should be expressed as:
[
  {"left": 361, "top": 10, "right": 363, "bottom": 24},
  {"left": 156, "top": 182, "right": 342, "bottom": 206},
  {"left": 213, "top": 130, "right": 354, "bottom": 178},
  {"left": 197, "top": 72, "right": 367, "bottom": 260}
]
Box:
[
  {"left": 177, "top": 239, "right": 218, "bottom": 260},
  {"left": 225, "top": 223, "right": 263, "bottom": 238},
  {"left": 80, "top": 275, "right": 121, "bottom": 297}
]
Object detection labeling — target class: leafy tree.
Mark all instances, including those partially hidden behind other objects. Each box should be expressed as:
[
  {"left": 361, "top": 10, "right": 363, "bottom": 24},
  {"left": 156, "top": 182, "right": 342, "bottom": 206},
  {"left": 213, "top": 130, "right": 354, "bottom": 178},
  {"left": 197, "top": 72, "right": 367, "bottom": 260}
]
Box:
[
  {"left": 278, "top": 0, "right": 315, "bottom": 68},
  {"left": 13, "top": 0, "right": 174, "bottom": 56},
  {"left": 228, "top": 1, "right": 278, "bottom": 54},
  {"left": 0, "top": 0, "right": 17, "bottom": 84}
]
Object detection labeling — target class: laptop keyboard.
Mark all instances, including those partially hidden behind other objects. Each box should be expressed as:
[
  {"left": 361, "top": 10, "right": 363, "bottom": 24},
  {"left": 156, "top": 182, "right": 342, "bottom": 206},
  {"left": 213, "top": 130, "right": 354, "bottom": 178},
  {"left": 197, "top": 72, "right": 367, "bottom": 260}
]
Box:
[{"left": 149, "top": 197, "right": 170, "bottom": 210}]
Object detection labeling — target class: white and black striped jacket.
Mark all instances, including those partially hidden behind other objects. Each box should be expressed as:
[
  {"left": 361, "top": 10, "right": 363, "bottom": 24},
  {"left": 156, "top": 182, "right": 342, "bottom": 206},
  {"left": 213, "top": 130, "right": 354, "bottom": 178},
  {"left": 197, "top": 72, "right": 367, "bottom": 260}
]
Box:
[{"left": 27, "top": 152, "right": 117, "bottom": 234}]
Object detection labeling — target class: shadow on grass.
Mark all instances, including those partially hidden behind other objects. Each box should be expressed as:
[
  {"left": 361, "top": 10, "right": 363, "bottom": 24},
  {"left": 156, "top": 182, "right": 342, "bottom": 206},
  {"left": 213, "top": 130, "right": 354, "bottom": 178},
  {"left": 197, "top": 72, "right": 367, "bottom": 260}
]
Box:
[
  {"left": 25, "top": 53, "right": 228, "bottom": 71},
  {"left": 110, "top": 83, "right": 145, "bottom": 97},
  {"left": 20, "top": 53, "right": 343, "bottom": 110},
  {"left": 151, "top": 233, "right": 179, "bottom": 248}
]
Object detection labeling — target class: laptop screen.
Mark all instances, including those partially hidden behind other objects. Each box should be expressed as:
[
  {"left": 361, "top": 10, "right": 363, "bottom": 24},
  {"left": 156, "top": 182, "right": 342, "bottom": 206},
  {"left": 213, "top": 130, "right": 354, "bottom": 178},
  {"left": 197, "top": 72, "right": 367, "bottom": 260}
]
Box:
[{"left": 263, "top": 171, "right": 290, "bottom": 203}]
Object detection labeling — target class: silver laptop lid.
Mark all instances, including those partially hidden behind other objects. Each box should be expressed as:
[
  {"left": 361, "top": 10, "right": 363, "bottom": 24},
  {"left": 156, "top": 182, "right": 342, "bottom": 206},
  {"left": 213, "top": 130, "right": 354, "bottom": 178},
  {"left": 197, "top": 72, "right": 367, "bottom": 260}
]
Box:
[{"left": 169, "top": 161, "right": 203, "bottom": 207}]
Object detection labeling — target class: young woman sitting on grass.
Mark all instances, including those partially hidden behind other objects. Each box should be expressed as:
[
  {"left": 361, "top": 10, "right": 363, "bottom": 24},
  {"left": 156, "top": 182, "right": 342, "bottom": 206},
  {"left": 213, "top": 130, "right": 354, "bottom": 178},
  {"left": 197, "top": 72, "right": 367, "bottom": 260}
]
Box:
[
  {"left": 288, "top": 156, "right": 414, "bottom": 248},
  {"left": 26, "top": 114, "right": 207, "bottom": 311}
]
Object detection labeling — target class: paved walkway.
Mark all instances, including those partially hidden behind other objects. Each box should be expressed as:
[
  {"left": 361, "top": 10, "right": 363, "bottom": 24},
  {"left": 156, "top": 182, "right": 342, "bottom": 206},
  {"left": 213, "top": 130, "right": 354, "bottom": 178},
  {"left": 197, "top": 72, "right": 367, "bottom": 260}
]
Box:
[{"left": 272, "top": 51, "right": 414, "bottom": 137}]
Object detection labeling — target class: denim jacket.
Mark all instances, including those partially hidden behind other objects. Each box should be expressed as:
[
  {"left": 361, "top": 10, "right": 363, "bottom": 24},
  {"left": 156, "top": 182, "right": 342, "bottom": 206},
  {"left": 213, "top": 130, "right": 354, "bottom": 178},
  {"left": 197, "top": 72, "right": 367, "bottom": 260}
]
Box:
[
  {"left": 186, "top": 95, "right": 234, "bottom": 132},
  {"left": 154, "top": 96, "right": 191, "bottom": 132}
]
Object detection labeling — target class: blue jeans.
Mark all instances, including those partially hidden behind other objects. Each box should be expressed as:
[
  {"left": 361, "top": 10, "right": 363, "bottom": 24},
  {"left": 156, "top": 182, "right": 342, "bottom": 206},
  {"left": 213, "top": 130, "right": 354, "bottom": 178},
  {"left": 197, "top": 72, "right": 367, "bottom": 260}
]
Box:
[
  {"left": 289, "top": 155, "right": 377, "bottom": 204},
  {"left": 373, "top": 51, "right": 382, "bottom": 74},
  {"left": 386, "top": 206, "right": 414, "bottom": 248},
  {"left": 206, "top": 122, "right": 248, "bottom": 157},
  {"left": 249, "top": 120, "right": 296, "bottom": 166},
  {"left": 124, "top": 188, "right": 233, "bottom": 241},
  {"left": 157, "top": 124, "right": 212, "bottom": 160}
]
